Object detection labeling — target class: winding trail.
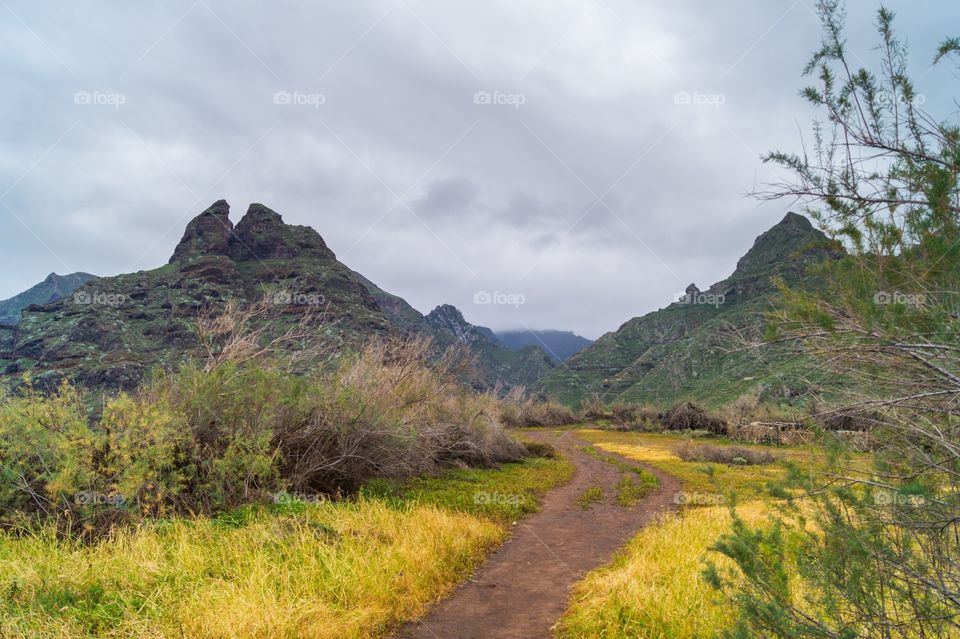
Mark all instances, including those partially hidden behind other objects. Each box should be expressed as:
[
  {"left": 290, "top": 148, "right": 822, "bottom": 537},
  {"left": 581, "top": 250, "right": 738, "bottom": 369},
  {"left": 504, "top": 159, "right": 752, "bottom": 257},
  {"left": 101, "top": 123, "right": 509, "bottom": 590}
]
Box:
[{"left": 396, "top": 429, "right": 682, "bottom": 639}]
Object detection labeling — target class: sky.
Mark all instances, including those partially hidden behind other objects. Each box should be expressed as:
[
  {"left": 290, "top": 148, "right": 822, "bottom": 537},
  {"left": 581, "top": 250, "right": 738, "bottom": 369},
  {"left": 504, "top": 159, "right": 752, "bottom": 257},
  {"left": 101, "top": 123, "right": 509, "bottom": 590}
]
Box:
[{"left": 1, "top": 0, "right": 957, "bottom": 339}]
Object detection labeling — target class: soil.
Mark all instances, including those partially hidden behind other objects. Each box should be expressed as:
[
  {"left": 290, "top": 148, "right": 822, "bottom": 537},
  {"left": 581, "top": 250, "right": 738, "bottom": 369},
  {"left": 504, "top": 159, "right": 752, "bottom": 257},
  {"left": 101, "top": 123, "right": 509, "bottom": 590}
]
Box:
[{"left": 395, "top": 429, "right": 683, "bottom": 639}]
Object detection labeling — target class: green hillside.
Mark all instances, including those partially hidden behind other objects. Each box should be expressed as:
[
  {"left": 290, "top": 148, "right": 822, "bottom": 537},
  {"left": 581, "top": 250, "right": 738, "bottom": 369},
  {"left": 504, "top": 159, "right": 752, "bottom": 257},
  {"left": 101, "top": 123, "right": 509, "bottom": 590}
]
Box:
[{"left": 538, "top": 212, "right": 841, "bottom": 408}]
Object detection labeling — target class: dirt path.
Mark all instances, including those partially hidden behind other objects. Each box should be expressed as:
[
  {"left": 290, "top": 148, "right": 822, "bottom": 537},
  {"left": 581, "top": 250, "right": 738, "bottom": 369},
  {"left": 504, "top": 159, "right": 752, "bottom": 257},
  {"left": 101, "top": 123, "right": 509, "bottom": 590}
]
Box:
[{"left": 396, "top": 429, "right": 683, "bottom": 639}]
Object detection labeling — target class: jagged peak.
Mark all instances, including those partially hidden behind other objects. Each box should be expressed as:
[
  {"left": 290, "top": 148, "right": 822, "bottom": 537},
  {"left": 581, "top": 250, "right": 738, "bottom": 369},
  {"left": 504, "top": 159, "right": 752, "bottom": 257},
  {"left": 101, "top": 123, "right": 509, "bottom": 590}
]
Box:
[
  {"left": 169, "top": 200, "right": 234, "bottom": 263},
  {"left": 169, "top": 200, "right": 337, "bottom": 264},
  {"left": 229, "top": 202, "right": 335, "bottom": 262},
  {"left": 731, "top": 211, "right": 829, "bottom": 279}
]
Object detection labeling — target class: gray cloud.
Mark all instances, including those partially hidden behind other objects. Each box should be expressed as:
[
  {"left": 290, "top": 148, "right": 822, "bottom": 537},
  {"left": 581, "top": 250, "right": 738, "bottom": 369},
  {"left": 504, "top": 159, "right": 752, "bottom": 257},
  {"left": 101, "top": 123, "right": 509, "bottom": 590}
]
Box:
[{"left": 0, "top": 0, "right": 957, "bottom": 339}]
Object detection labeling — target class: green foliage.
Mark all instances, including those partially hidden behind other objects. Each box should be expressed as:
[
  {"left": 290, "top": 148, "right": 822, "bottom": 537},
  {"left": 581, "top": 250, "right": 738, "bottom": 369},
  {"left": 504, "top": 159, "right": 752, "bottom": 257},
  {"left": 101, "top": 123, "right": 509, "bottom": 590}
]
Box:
[{"left": 710, "top": 3, "right": 960, "bottom": 637}]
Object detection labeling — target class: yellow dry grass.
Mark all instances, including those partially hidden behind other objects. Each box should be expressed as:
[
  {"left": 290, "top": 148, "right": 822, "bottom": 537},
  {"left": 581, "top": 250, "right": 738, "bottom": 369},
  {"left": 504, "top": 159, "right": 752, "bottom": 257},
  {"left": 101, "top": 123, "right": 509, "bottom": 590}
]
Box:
[
  {"left": 0, "top": 500, "right": 502, "bottom": 639},
  {"left": 557, "top": 501, "right": 769, "bottom": 639}
]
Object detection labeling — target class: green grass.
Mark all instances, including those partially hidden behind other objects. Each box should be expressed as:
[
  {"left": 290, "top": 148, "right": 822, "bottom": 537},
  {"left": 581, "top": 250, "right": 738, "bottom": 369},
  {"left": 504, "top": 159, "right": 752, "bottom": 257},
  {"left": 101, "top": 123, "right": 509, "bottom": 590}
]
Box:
[
  {"left": 577, "top": 429, "right": 802, "bottom": 504},
  {"left": 0, "top": 453, "right": 573, "bottom": 639},
  {"left": 362, "top": 455, "right": 574, "bottom": 523},
  {"left": 576, "top": 486, "right": 605, "bottom": 509}
]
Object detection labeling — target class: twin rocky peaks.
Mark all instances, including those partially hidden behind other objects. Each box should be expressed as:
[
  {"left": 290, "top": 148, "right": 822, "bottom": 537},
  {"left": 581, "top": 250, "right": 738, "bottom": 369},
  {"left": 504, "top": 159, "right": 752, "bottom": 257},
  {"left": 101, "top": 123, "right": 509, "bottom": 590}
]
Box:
[{"left": 170, "top": 201, "right": 336, "bottom": 264}]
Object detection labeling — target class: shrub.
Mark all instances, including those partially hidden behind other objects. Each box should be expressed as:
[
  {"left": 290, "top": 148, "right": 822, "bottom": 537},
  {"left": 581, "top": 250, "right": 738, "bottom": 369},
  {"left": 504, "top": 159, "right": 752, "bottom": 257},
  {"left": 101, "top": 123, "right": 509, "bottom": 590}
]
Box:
[
  {"left": 675, "top": 442, "right": 777, "bottom": 466},
  {"left": 661, "top": 402, "right": 728, "bottom": 435},
  {"left": 0, "top": 305, "right": 529, "bottom": 535},
  {"left": 499, "top": 388, "right": 579, "bottom": 427}
]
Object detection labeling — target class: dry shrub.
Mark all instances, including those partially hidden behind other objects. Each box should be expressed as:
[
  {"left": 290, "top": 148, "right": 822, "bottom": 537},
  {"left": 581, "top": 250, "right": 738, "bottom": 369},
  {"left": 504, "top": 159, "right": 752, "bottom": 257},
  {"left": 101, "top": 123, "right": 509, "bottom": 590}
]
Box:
[
  {"left": 499, "top": 387, "right": 579, "bottom": 427},
  {"left": 661, "top": 402, "right": 728, "bottom": 435},
  {"left": 728, "top": 422, "right": 813, "bottom": 446},
  {"left": 580, "top": 393, "right": 611, "bottom": 421},
  {"left": 0, "top": 301, "right": 528, "bottom": 535},
  {"left": 675, "top": 441, "right": 778, "bottom": 465}
]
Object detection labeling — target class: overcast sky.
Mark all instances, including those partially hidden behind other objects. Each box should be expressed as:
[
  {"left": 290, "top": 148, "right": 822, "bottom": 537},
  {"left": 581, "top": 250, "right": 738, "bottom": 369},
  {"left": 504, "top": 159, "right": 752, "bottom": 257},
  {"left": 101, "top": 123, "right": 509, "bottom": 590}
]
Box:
[{"left": 1, "top": 0, "right": 957, "bottom": 339}]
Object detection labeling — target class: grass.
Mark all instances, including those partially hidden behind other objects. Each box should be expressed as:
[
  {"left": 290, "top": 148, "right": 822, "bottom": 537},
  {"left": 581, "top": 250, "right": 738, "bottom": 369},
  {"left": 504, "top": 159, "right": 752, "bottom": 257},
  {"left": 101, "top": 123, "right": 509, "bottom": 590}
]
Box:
[
  {"left": 576, "top": 486, "right": 605, "bottom": 509},
  {"left": 557, "top": 501, "right": 770, "bottom": 638},
  {"left": 576, "top": 429, "right": 801, "bottom": 503},
  {"left": 577, "top": 444, "right": 660, "bottom": 508},
  {"left": 0, "top": 455, "right": 573, "bottom": 638},
  {"left": 557, "top": 429, "right": 798, "bottom": 638}
]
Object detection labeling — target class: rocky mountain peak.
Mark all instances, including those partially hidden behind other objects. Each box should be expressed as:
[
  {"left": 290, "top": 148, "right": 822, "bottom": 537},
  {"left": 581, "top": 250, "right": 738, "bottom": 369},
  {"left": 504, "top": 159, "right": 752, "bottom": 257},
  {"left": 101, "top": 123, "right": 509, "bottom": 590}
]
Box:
[
  {"left": 169, "top": 200, "right": 337, "bottom": 264},
  {"left": 426, "top": 304, "right": 496, "bottom": 345},
  {"left": 169, "top": 200, "right": 234, "bottom": 263},
  {"left": 731, "top": 211, "right": 830, "bottom": 280},
  {"left": 229, "top": 203, "right": 336, "bottom": 262}
]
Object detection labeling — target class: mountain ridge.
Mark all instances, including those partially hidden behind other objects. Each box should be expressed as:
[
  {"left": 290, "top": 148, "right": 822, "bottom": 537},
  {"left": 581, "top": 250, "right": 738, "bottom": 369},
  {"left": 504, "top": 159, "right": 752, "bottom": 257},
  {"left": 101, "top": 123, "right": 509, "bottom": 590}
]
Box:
[
  {"left": 538, "top": 212, "right": 842, "bottom": 407},
  {"left": 0, "top": 201, "right": 552, "bottom": 392}
]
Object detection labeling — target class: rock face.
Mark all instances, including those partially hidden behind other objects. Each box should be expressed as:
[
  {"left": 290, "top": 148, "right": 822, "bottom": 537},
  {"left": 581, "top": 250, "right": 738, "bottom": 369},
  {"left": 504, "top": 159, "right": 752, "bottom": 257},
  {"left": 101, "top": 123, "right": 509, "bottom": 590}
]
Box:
[
  {"left": 0, "top": 272, "right": 97, "bottom": 325},
  {"left": 1, "top": 201, "right": 552, "bottom": 392},
  {"left": 538, "top": 212, "right": 842, "bottom": 407}
]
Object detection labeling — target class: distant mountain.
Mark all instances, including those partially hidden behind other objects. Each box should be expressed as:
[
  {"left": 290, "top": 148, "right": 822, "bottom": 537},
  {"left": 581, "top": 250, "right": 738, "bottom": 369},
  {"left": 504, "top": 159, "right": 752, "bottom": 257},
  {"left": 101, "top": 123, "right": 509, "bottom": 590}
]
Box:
[
  {"left": 0, "top": 200, "right": 551, "bottom": 392},
  {"left": 495, "top": 330, "right": 593, "bottom": 363},
  {"left": 427, "top": 305, "right": 555, "bottom": 389},
  {"left": 0, "top": 272, "right": 96, "bottom": 325},
  {"left": 538, "top": 212, "right": 842, "bottom": 408}
]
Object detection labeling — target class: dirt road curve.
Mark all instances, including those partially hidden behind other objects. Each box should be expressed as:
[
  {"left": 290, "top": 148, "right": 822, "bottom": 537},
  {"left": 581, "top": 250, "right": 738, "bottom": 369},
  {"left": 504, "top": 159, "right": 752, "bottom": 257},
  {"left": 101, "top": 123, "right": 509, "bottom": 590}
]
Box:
[{"left": 395, "top": 429, "right": 682, "bottom": 639}]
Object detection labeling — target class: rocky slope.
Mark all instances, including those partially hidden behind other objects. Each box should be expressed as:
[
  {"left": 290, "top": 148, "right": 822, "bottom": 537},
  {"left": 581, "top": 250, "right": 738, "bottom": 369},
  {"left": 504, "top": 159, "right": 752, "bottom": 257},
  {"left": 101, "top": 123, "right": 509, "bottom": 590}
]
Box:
[
  {"left": 0, "top": 272, "right": 96, "bottom": 325},
  {"left": 0, "top": 201, "right": 552, "bottom": 392},
  {"left": 538, "top": 212, "right": 841, "bottom": 407}
]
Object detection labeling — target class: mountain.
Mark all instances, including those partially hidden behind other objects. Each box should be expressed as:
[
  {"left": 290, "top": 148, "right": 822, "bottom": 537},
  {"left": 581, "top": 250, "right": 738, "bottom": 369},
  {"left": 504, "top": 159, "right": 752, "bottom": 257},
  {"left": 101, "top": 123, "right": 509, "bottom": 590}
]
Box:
[
  {"left": 426, "top": 305, "right": 555, "bottom": 388},
  {"left": 0, "top": 272, "right": 97, "bottom": 325},
  {"left": 495, "top": 330, "right": 593, "bottom": 363},
  {"left": 538, "top": 212, "right": 842, "bottom": 408},
  {"left": 0, "top": 201, "right": 551, "bottom": 392}
]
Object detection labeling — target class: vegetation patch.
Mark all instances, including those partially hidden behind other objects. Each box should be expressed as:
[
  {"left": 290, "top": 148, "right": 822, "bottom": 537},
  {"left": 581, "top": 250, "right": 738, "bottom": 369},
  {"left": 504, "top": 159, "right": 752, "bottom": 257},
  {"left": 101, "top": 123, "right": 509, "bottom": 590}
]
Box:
[{"left": 576, "top": 486, "right": 605, "bottom": 510}]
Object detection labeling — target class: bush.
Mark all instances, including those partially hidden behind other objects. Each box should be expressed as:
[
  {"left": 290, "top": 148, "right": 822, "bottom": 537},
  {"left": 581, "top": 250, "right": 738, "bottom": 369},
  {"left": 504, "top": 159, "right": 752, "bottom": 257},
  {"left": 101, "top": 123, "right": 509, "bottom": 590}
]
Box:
[
  {"left": 661, "top": 402, "right": 728, "bottom": 435},
  {"left": 0, "top": 313, "right": 528, "bottom": 535},
  {"left": 499, "top": 388, "right": 579, "bottom": 427},
  {"left": 675, "top": 442, "right": 777, "bottom": 466}
]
